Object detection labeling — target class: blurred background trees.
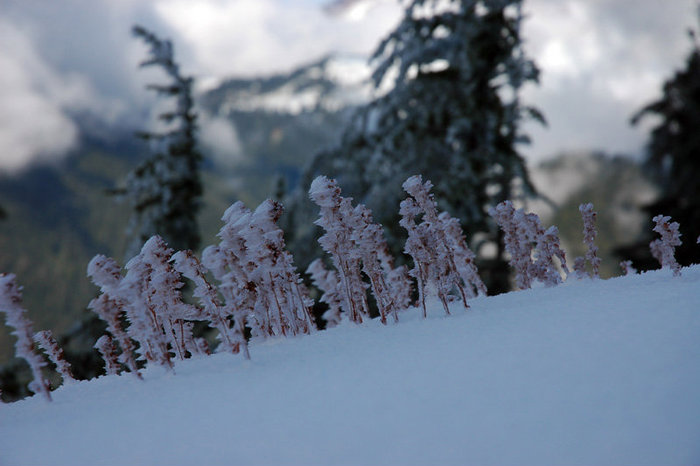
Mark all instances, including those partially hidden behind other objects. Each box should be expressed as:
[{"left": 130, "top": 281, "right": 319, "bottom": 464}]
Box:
[
  {"left": 619, "top": 19, "right": 700, "bottom": 268},
  {"left": 115, "top": 25, "right": 203, "bottom": 259},
  {"left": 284, "top": 0, "right": 544, "bottom": 294}
]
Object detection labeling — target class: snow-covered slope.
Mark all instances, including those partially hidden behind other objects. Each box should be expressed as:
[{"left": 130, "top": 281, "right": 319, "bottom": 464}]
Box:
[{"left": 2, "top": 266, "right": 700, "bottom": 465}]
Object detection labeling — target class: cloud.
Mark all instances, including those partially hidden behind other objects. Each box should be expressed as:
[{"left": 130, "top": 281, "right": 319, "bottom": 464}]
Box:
[
  {"left": 0, "top": 19, "right": 81, "bottom": 173},
  {"left": 0, "top": 0, "right": 695, "bottom": 172},
  {"left": 0, "top": 1, "right": 167, "bottom": 172},
  {"left": 153, "top": 0, "right": 401, "bottom": 77},
  {"left": 198, "top": 111, "right": 244, "bottom": 168},
  {"left": 521, "top": 0, "right": 697, "bottom": 159}
]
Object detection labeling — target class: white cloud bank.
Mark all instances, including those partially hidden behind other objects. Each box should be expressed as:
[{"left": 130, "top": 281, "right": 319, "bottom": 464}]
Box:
[
  {"left": 0, "top": 19, "right": 83, "bottom": 173},
  {"left": 0, "top": 0, "right": 696, "bottom": 172}
]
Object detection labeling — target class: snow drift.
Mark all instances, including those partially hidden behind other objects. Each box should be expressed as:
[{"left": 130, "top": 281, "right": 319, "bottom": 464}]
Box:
[{"left": 2, "top": 265, "right": 699, "bottom": 465}]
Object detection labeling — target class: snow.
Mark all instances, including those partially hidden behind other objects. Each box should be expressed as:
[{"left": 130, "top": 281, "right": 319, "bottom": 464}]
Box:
[{"left": 2, "top": 265, "right": 700, "bottom": 465}]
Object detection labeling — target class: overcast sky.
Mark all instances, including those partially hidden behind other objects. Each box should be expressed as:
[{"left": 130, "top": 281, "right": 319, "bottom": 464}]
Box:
[{"left": 0, "top": 0, "right": 696, "bottom": 173}]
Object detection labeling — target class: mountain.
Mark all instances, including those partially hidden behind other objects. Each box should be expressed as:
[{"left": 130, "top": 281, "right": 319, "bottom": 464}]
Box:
[
  {"left": 0, "top": 55, "right": 368, "bottom": 366},
  {"left": 2, "top": 265, "right": 699, "bottom": 464},
  {"left": 197, "top": 54, "right": 370, "bottom": 200}
]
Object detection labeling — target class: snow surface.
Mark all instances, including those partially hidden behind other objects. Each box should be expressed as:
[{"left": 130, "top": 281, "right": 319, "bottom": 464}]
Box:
[{"left": 2, "top": 266, "right": 700, "bottom": 465}]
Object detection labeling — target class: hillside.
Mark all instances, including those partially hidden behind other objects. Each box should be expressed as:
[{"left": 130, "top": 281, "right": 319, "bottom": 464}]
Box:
[{"left": 2, "top": 265, "right": 699, "bottom": 465}]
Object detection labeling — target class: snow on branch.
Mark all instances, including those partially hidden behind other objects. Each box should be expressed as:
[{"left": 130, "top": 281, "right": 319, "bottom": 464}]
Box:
[
  {"left": 650, "top": 214, "right": 682, "bottom": 276},
  {"left": 0, "top": 274, "right": 52, "bottom": 401}
]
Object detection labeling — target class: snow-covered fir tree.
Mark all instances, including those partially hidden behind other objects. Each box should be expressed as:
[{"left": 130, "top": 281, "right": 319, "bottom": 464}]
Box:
[
  {"left": 116, "top": 25, "right": 202, "bottom": 258},
  {"left": 284, "top": 0, "right": 543, "bottom": 294}
]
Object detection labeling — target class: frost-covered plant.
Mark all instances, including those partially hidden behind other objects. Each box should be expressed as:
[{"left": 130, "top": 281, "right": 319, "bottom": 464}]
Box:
[
  {"left": 377, "top": 244, "right": 412, "bottom": 316},
  {"left": 650, "top": 214, "right": 683, "bottom": 276},
  {"left": 87, "top": 255, "right": 141, "bottom": 377},
  {"left": 489, "top": 200, "right": 568, "bottom": 289},
  {"left": 620, "top": 260, "right": 636, "bottom": 276},
  {"left": 121, "top": 239, "right": 174, "bottom": 370},
  {"left": 0, "top": 274, "right": 51, "bottom": 401},
  {"left": 401, "top": 175, "right": 485, "bottom": 317},
  {"left": 309, "top": 176, "right": 370, "bottom": 324},
  {"left": 137, "top": 236, "right": 198, "bottom": 360},
  {"left": 532, "top": 225, "right": 569, "bottom": 286},
  {"left": 202, "top": 201, "right": 257, "bottom": 343},
  {"left": 173, "top": 249, "right": 248, "bottom": 358},
  {"left": 352, "top": 204, "right": 410, "bottom": 324},
  {"left": 34, "top": 330, "right": 75, "bottom": 384},
  {"left": 95, "top": 335, "right": 120, "bottom": 376},
  {"left": 440, "top": 212, "right": 488, "bottom": 299},
  {"left": 203, "top": 200, "right": 314, "bottom": 340},
  {"left": 243, "top": 200, "right": 316, "bottom": 336},
  {"left": 574, "top": 203, "right": 601, "bottom": 279},
  {"left": 310, "top": 176, "right": 410, "bottom": 325},
  {"left": 306, "top": 259, "right": 343, "bottom": 328}
]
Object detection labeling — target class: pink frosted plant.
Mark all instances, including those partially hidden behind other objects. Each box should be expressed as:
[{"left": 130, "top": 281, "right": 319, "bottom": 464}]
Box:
[
  {"left": 34, "top": 330, "right": 75, "bottom": 384},
  {"left": 87, "top": 255, "right": 141, "bottom": 377},
  {"left": 401, "top": 175, "right": 485, "bottom": 316},
  {"left": 574, "top": 203, "right": 601, "bottom": 279},
  {"left": 138, "top": 235, "right": 198, "bottom": 360},
  {"left": 309, "top": 176, "right": 370, "bottom": 323},
  {"left": 307, "top": 259, "right": 343, "bottom": 328},
  {"left": 352, "top": 204, "right": 408, "bottom": 324},
  {"left": 94, "top": 335, "right": 120, "bottom": 376},
  {"left": 310, "top": 176, "right": 411, "bottom": 325},
  {"left": 243, "top": 200, "right": 316, "bottom": 336},
  {"left": 619, "top": 260, "right": 636, "bottom": 276},
  {"left": 202, "top": 202, "right": 257, "bottom": 341},
  {"left": 489, "top": 200, "right": 568, "bottom": 289},
  {"left": 650, "top": 214, "right": 682, "bottom": 276},
  {"left": 0, "top": 274, "right": 51, "bottom": 401},
  {"left": 121, "top": 240, "right": 174, "bottom": 369},
  {"left": 173, "top": 249, "right": 249, "bottom": 358}
]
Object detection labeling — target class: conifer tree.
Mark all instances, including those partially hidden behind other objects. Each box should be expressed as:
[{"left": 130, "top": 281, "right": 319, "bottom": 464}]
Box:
[
  {"left": 117, "top": 25, "right": 202, "bottom": 258},
  {"left": 285, "top": 0, "right": 543, "bottom": 294},
  {"left": 625, "top": 18, "right": 700, "bottom": 267}
]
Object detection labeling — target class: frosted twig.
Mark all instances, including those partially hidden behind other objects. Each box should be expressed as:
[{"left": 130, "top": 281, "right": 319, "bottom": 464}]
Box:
[
  {"left": 650, "top": 214, "right": 682, "bottom": 276},
  {"left": 34, "top": 330, "right": 75, "bottom": 384},
  {"left": 0, "top": 274, "right": 52, "bottom": 401}
]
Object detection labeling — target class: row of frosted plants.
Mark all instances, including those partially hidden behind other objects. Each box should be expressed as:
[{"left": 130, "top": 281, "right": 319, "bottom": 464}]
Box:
[{"left": 0, "top": 175, "right": 691, "bottom": 402}]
